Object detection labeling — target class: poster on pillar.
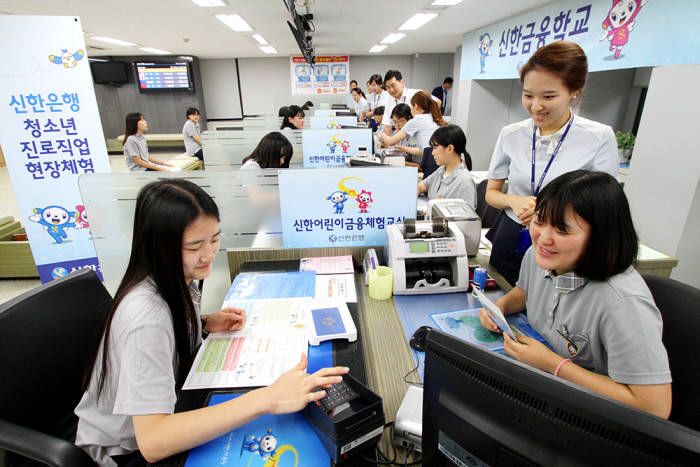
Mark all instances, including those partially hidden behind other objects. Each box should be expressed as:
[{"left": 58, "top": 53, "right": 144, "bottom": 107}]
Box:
[
  {"left": 461, "top": 0, "right": 700, "bottom": 80},
  {"left": 291, "top": 56, "right": 350, "bottom": 95},
  {"left": 0, "top": 15, "right": 111, "bottom": 283},
  {"left": 278, "top": 168, "right": 417, "bottom": 248}
]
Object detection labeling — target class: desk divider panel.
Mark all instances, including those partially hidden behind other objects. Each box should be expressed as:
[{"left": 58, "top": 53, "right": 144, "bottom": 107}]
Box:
[
  {"left": 202, "top": 130, "right": 303, "bottom": 169},
  {"left": 79, "top": 171, "right": 285, "bottom": 312}
]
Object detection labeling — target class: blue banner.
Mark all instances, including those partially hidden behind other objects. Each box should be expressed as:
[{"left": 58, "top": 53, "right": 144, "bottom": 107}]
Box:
[
  {"left": 0, "top": 16, "right": 111, "bottom": 283},
  {"left": 302, "top": 129, "right": 372, "bottom": 168},
  {"left": 461, "top": 0, "right": 700, "bottom": 80},
  {"left": 279, "top": 168, "right": 417, "bottom": 248}
]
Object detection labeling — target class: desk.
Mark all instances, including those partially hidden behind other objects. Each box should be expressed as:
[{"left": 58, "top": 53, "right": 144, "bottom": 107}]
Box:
[{"left": 156, "top": 247, "right": 422, "bottom": 465}]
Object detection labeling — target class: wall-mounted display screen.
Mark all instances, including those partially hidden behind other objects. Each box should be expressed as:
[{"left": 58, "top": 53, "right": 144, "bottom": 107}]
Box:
[
  {"left": 135, "top": 62, "right": 193, "bottom": 92},
  {"left": 91, "top": 61, "right": 129, "bottom": 84}
]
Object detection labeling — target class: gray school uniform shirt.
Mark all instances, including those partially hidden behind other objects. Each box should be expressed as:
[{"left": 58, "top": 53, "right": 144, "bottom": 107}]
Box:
[
  {"left": 517, "top": 248, "right": 671, "bottom": 385},
  {"left": 182, "top": 119, "right": 202, "bottom": 156},
  {"left": 422, "top": 165, "right": 477, "bottom": 210},
  {"left": 74, "top": 279, "right": 202, "bottom": 466},
  {"left": 123, "top": 134, "right": 149, "bottom": 172}
]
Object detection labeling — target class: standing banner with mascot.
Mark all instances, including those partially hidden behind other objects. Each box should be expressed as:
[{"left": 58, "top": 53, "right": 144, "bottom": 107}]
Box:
[{"left": 0, "top": 16, "right": 111, "bottom": 283}]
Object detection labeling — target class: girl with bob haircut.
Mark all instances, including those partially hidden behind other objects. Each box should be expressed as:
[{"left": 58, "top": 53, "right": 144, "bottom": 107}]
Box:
[
  {"left": 240, "top": 132, "right": 293, "bottom": 169},
  {"left": 280, "top": 105, "right": 305, "bottom": 130},
  {"left": 379, "top": 91, "right": 446, "bottom": 162},
  {"left": 418, "top": 124, "right": 476, "bottom": 210},
  {"left": 479, "top": 170, "right": 672, "bottom": 419},
  {"left": 123, "top": 113, "right": 173, "bottom": 172},
  {"left": 75, "top": 179, "right": 348, "bottom": 465},
  {"left": 485, "top": 41, "right": 618, "bottom": 286}
]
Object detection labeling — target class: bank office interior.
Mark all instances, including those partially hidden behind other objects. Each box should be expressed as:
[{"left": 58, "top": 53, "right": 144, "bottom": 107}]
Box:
[{"left": 1, "top": 0, "right": 700, "bottom": 464}]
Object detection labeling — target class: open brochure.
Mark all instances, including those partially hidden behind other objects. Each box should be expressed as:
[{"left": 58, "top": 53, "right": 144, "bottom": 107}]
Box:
[{"left": 183, "top": 298, "right": 310, "bottom": 390}]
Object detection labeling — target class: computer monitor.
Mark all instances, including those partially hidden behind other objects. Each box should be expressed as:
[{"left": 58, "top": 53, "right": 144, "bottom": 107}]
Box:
[{"left": 422, "top": 329, "right": 700, "bottom": 466}]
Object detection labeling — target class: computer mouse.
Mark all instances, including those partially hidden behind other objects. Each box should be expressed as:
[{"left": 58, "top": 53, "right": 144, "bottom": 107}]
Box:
[{"left": 409, "top": 325, "right": 433, "bottom": 352}]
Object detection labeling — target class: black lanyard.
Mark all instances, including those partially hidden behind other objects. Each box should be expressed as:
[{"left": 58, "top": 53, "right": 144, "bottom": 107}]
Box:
[{"left": 531, "top": 116, "right": 574, "bottom": 196}]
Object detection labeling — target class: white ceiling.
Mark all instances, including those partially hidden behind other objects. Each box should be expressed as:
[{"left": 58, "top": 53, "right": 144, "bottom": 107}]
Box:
[{"left": 0, "top": 0, "right": 555, "bottom": 58}]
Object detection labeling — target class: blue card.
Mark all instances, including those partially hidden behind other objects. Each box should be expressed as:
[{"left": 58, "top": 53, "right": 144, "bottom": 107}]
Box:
[{"left": 311, "top": 307, "right": 346, "bottom": 336}]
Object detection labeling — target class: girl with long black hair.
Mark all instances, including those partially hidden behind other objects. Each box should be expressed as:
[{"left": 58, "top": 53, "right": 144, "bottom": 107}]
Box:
[
  {"left": 240, "top": 132, "right": 293, "bottom": 169},
  {"left": 75, "top": 179, "right": 347, "bottom": 465}
]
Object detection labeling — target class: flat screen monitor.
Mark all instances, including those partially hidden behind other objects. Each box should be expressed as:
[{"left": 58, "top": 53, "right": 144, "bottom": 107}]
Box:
[
  {"left": 135, "top": 61, "right": 193, "bottom": 92},
  {"left": 422, "top": 329, "right": 700, "bottom": 466},
  {"left": 90, "top": 61, "right": 129, "bottom": 84}
]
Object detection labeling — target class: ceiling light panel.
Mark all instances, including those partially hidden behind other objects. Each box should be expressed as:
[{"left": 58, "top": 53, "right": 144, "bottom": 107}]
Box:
[
  {"left": 398, "top": 13, "right": 438, "bottom": 31},
  {"left": 191, "top": 0, "right": 226, "bottom": 6},
  {"left": 259, "top": 46, "right": 278, "bottom": 54},
  {"left": 216, "top": 14, "right": 253, "bottom": 32},
  {"left": 91, "top": 36, "right": 136, "bottom": 47},
  {"left": 369, "top": 45, "right": 387, "bottom": 53},
  {"left": 139, "top": 47, "right": 171, "bottom": 54},
  {"left": 381, "top": 33, "right": 406, "bottom": 44},
  {"left": 252, "top": 34, "right": 268, "bottom": 45}
]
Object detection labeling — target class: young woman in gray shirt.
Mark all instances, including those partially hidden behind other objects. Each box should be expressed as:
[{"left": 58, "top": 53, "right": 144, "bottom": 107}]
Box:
[
  {"left": 75, "top": 179, "right": 347, "bottom": 465},
  {"left": 479, "top": 170, "right": 671, "bottom": 419}
]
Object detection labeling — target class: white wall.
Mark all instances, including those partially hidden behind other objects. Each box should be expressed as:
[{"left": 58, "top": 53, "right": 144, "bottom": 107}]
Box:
[
  {"left": 456, "top": 68, "right": 636, "bottom": 171},
  {"left": 201, "top": 53, "right": 454, "bottom": 118},
  {"left": 199, "top": 59, "right": 242, "bottom": 119},
  {"left": 625, "top": 64, "right": 700, "bottom": 288}
]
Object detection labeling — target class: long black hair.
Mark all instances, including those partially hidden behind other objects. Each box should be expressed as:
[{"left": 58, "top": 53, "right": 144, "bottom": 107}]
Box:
[
  {"left": 123, "top": 112, "right": 143, "bottom": 146},
  {"left": 83, "top": 179, "right": 220, "bottom": 396},
  {"left": 535, "top": 170, "right": 637, "bottom": 281},
  {"left": 280, "top": 105, "right": 304, "bottom": 130},
  {"left": 429, "top": 124, "right": 472, "bottom": 170},
  {"left": 242, "top": 132, "right": 293, "bottom": 168}
]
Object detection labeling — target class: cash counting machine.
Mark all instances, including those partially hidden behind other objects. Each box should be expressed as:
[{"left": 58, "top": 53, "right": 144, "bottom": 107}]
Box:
[
  {"left": 386, "top": 217, "right": 470, "bottom": 295},
  {"left": 426, "top": 198, "right": 481, "bottom": 256}
]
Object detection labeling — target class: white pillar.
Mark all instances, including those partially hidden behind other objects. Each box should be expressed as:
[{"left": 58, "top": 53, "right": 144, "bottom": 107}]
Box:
[{"left": 625, "top": 64, "right": 700, "bottom": 288}]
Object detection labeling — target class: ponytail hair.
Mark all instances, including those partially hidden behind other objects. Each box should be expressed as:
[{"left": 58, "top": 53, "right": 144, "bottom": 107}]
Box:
[
  {"left": 429, "top": 124, "right": 472, "bottom": 170},
  {"left": 411, "top": 91, "right": 446, "bottom": 127}
]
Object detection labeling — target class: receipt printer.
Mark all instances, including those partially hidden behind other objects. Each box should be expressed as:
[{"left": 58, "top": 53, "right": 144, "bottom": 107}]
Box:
[
  {"left": 303, "top": 373, "right": 385, "bottom": 463},
  {"left": 426, "top": 198, "right": 481, "bottom": 256}
]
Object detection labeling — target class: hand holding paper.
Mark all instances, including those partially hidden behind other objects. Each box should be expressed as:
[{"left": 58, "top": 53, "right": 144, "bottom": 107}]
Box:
[{"left": 473, "top": 287, "right": 518, "bottom": 342}]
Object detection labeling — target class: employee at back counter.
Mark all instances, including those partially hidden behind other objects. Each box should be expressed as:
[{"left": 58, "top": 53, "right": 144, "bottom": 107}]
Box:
[{"left": 484, "top": 41, "right": 618, "bottom": 286}]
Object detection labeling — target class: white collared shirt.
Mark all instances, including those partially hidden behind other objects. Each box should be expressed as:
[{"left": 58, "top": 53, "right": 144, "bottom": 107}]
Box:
[
  {"left": 487, "top": 113, "right": 619, "bottom": 223},
  {"left": 401, "top": 113, "right": 438, "bottom": 150},
  {"left": 382, "top": 87, "right": 420, "bottom": 134},
  {"left": 370, "top": 90, "right": 390, "bottom": 110}
]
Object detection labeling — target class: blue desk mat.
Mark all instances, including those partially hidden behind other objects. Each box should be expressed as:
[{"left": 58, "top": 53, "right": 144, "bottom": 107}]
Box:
[
  {"left": 185, "top": 393, "right": 329, "bottom": 466},
  {"left": 394, "top": 290, "right": 504, "bottom": 381}
]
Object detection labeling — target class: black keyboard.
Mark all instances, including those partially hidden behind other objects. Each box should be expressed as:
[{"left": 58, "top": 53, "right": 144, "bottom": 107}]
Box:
[{"left": 317, "top": 380, "right": 358, "bottom": 412}]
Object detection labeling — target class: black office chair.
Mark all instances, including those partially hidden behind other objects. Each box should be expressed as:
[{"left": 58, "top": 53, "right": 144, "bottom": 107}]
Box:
[
  {"left": 420, "top": 147, "right": 438, "bottom": 179},
  {"left": 476, "top": 179, "right": 501, "bottom": 229},
  {"left": 0, "top": 270, "right": 112, "bottom": 466},
  {"left": 642, "top": 274, "right": 700, "bottom": 431}
]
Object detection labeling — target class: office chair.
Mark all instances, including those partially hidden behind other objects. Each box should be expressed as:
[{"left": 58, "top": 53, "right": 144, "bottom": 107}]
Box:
[
  {"left": 642, "top": 274, "right": 700, "bottom": 431},
  {"left": 420, "top": 147, "right": 439, "bottom": 179},
  {"left": 476, "top": 179, "right": 501, "bottom": 229},
  {"left": 0, "top": 270, "right": 112, "bottom": 466}
]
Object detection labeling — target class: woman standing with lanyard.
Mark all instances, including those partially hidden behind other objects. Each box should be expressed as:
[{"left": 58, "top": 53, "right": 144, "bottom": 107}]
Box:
[{"left": 485, "top": 41, "right": 618, "bottom": 285}]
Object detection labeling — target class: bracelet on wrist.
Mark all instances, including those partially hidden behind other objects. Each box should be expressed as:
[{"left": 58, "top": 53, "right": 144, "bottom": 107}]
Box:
[{"left": 554, "top": 358, "right": 571, "bottom": 377}]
